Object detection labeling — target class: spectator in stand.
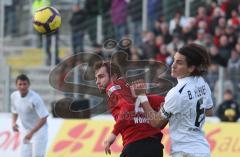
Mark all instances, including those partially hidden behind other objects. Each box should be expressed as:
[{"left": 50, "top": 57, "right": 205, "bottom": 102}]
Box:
[
  {"left": 209, "top": 45, "right": 228, "bottom": 67},
  {"left": 235, "top": 43, "right": 240, "bottom": 54},
  {"left": 85, "top": 0, "right": 99, "bottom": 45},
  {"left": 69, "top": 3, "right": 86, "bottom": 54},
  {"left": 225, "top": 25, "right": 238, "bottom": 49},
  {"left": 227, "top": 9, "right": 240, "bottom": 28},
  {"left": 129, "top": 47, "right": 141, "bottom": 61},
  {"left": 4, "top": 0, "right": 18, "bottom": 37},
  {"left": 218, "top": 16, "right": 227, "bottom": 31},
  {"left": 217, "top": 89, "right": 240, "bottom": 122},
  {"left": 213, "top": 26, "right": 224, "bottom": 47},
  {"left": 209, "top": 7, "right": 225, "bottom": 35},
  {"left": 147, "top": 0, "right": 163, "bottom": 31},
  {"left": 181, "top": 22, "right": 196, "bottom": 43},
  {"left": 111, "top": 0, "right": 128, "bottom": 41},
  {"left": 227, "top": 49, "right": 240, "bottom": 94},
  {"left": 155, "top": 35, "right": 164, "bottom": 50},
  {"left": 45, "top": 30, "right": 60, "bottom": 65},
  {"left": 169, "top": 11, "right": 186, "bottom": 35},
  {"left": 194, "top": 29, "right": 206, "bottom": 46},
  {"left": 101, "top": 0, "right": 114, "bottom": 40},
  {"left": 167, "top": 32, "right": 184, "bottom": 57},
  {"left": 128, "top": 0, "right": 143, "bottom": 46},
  {"left": 153, "top": 21, "right": 172, "bottom": 44},
  {"left": 139, "top": 32, "right": 156, "bottom": 60},
  {"left": 214, "top": 75, "right": 234, "bottom": 106},
  {"left": 220, "top": 0, "right": 232, "bottom": 19},
  {"left": 197, "top": 20, "right": 208, "bottom": 33},
  {"left": 228, "top": 49, "right": 240, "bottom": 70},
  {"left": 155, "top": 44, "right": 169, "bottom": 64},
  {"left": 218, "top": 34, "right": 232, "bottom": 66},
  {"left": 195, "top": 6, "right": 211, "bottom": 32}
]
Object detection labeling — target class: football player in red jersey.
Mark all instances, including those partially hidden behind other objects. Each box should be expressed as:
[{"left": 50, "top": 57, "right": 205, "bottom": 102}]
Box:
[{"left": 94, "top": 61, "right": 167, "bottom": 157}]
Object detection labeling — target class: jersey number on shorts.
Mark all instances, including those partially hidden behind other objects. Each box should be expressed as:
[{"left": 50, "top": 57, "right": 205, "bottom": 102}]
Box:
[{"left": 195, "top": 98, "right": 205, "bottom": 127}]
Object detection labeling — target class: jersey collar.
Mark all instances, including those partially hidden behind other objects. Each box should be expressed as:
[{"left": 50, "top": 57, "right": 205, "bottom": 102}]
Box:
[{"left": 177, "top": 76, "right": 193, "bottom": 84}]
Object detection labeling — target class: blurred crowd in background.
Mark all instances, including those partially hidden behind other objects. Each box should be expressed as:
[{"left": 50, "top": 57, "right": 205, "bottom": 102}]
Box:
[{"left": 2, "top": 0, "right": 240, "bottom": 121}]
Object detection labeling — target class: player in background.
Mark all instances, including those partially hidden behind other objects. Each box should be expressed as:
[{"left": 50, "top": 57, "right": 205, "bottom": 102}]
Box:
[
  {"left": 94, "top": 61, "right": 167, "bottom": 157},
  {"left": 11, "top": 74, "right": 49, "bottom": 157},
  {"left": 132, "top": 43, "right": 214, "bottom": 157}
]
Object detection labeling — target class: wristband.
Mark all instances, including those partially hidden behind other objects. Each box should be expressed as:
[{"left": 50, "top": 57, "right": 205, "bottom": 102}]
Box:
[{"left": 138, "top": 95, "right": 148, "bottom": 103}]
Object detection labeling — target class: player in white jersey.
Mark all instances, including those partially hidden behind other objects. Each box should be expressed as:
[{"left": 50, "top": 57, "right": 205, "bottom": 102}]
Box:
[
  {"left": 133, "top": 43, "right": 214, "bottom": 157},
  {"left": 11, "top": 74, "right": 49, "bottom": 157}
]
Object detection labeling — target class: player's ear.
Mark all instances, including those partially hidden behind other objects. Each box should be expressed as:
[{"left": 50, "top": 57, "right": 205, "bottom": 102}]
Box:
[
  {"left": 110, "top": 74, "right": 118, "bottom": 81},
  {"left": 188, "top": 65, "right": 196, "bottom": 74}
]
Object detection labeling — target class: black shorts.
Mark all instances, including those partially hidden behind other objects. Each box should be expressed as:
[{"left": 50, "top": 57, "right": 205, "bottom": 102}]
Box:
[{"left": 120, "top": 137, "right": 164, "bottom": 157}]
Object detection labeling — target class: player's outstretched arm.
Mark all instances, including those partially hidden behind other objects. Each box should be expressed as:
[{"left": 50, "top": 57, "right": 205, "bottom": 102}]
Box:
[
  {"left": 131, "top": 80, "right": 168, "bottom": 128},
  {"left": 12, "top": 113, "right": 19, "bottom": 132}
]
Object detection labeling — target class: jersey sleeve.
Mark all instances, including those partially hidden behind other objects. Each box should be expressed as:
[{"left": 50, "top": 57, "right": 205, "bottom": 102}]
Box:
[
  {"left": 205, "top": 83, "right": 214, "bottom": 109},
  {"left": 10, "top": 93, "right": 17, "bottom": 114},
  {"left": 161, "top": 88, "right": 181, "bottom": 119},
  {"left": 33, "top": 94, "right": 49, "bottom": 118}
]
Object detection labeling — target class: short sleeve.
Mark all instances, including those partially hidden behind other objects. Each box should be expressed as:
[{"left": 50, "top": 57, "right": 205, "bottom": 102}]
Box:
[
  {"left": 205, "top": 83, "right": 213, "bottom": 109},
  {"left": 33, "top": 95, "right": 49, "bottom": 118},
  {"left": 161, "top": 88, "right": 181, "bottom": 119},
  {"left": 10, "top": 93, "right": 17, "bottom": 114}
]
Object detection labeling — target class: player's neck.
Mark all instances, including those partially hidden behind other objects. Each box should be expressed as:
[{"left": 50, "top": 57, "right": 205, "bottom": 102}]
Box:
[{"left": 20, "top": 90, "right": 29, "bottom": 97}]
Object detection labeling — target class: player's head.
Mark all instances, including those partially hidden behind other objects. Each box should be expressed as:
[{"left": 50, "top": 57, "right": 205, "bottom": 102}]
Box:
[
  {"left": 171, "top": 43, "right": 210, "bottom": 78},
  {"left": 94, "top": 61, "right": 121, "bottom": 93},
  {"left": 16, "top": 74, "right": 30, "bottom": 97},
  {"left": 223, "top": 89, "right": 233, "bottom": 101}
]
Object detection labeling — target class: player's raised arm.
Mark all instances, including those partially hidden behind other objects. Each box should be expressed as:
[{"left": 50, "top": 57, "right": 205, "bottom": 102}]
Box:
[{"left": 131, "top": 80, "right": 168, "bottom": 128}]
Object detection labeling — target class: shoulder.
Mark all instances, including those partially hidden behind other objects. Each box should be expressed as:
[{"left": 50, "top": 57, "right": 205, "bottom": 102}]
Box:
[
  {"left": 106, "top": 79, "right": 128, "bottom": 97},
  {"left": 167, "top": 84, "right": 185, "bottom": 97},
  {"left": 29, "top": 90, "right": 39, "bottom": 97},
  {"left": 11, "top": 91, "right": 19, "bottom": 99},
  {"left": 29, "top": 90, "right": 43, "bottom": 101},
  {"left": 106, "top": 82, "right": 122, "bottom": 97}
]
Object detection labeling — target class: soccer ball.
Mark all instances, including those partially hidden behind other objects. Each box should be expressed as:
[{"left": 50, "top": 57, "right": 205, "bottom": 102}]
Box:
[{"left": 33, "top": 6, "right": 61, "bottom": 34}]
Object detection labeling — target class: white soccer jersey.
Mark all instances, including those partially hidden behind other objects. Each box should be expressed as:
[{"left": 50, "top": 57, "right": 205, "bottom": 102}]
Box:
[
  {"left": 161, "top": 76, "right": 213, "bottom": 155},
  {"left": 11, "top": 89, "right": 49, "bottom": 139}
]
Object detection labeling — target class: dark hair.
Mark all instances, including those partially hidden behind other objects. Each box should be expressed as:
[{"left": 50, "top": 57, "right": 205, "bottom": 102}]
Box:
[
  {"left": 16, "top": 74, "right": 30, "bottom": 84},
  {"left": 178, "top": 43, "right": 210, "bottom": 76},
  {"left": 224, "top": 89, "right": 233, "bottom": 95},
  {"left": 94, "top": 61, "right": 122, "bottom": 78}
]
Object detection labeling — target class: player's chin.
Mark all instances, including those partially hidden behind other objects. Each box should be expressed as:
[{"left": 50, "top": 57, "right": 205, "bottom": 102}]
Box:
[{"left": 171, "top": 71, "right": 177, "bottom": 78}]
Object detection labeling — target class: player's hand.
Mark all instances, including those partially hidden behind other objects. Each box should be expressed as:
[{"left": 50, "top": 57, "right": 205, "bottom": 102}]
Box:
[
  {"left": 104, "top": 133, "right": 116, "bottom": 155},
  {"left": 12, "top": 123, "right": 19, "bottom": 132},
  {"left": 24, "top": 132, "right": 33, "bottom": 144},
  {"left": 130, "top": 79, "right": 147, "bottom": 97}
]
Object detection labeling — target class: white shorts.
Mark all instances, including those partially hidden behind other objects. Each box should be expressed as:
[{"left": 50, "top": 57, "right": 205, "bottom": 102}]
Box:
[
  {"left": 172, "top": 152, "right": 211, "bottom": 157},
  {"left": 20, "top": 138, "right": 48, "bottom": 157}
]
